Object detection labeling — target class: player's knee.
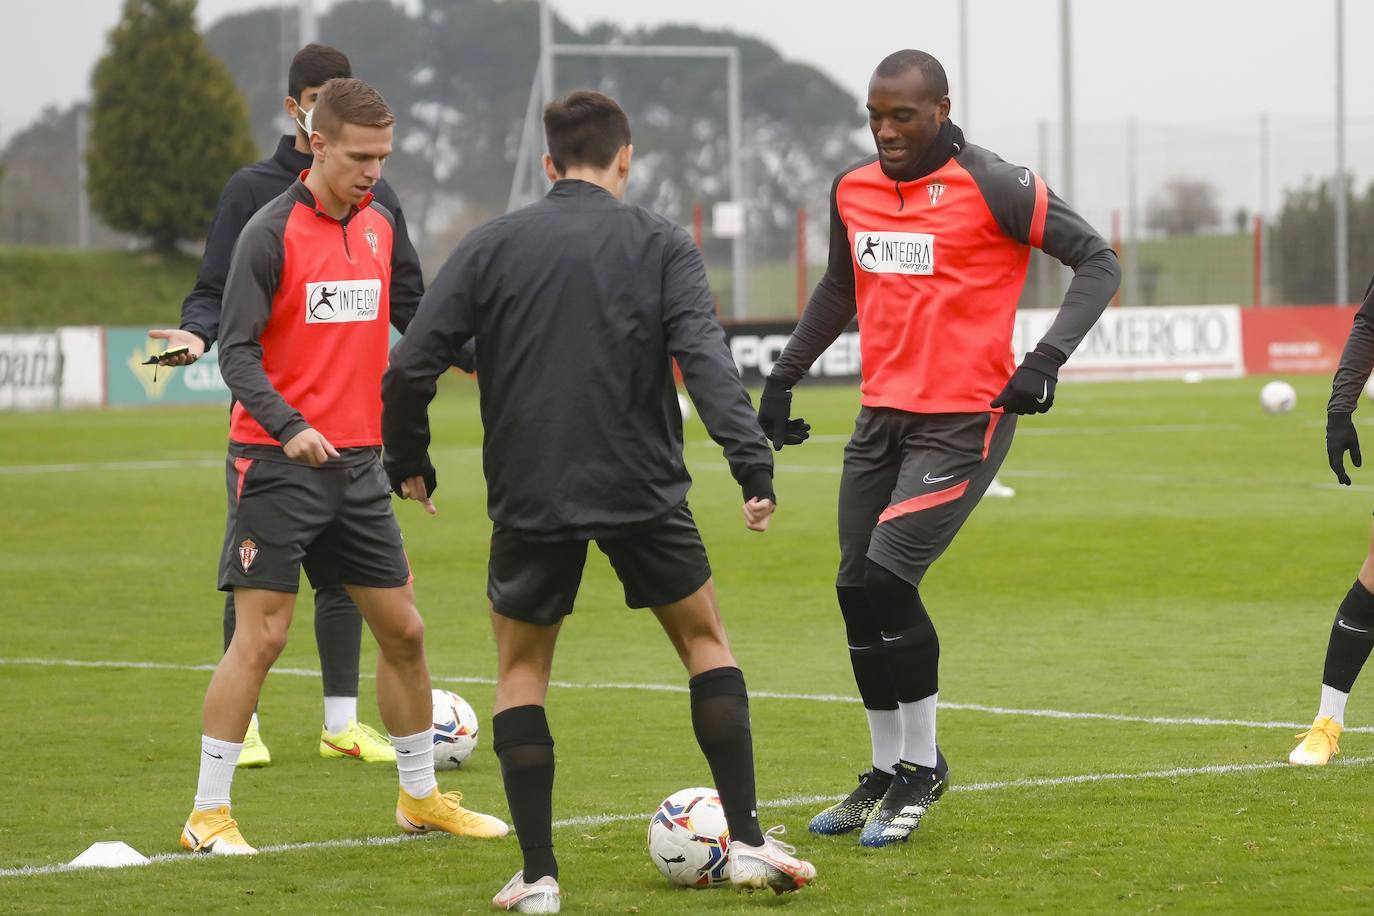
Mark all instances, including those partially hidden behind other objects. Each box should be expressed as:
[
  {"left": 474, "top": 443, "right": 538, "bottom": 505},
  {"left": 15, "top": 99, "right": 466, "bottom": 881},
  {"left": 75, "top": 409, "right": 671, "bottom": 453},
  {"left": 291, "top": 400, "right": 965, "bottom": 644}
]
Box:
[
  {"left": 382, "top": 613, "right": 426, "bottom": 659},
  {"left": 863, "top": 559, "right": 932, "bottom": 635},
  {"left": 236, "top": 627, "right": 288, "bottom": 671},
  {"left": 837, "top": 585, "right": 882, "bottom": 644}
]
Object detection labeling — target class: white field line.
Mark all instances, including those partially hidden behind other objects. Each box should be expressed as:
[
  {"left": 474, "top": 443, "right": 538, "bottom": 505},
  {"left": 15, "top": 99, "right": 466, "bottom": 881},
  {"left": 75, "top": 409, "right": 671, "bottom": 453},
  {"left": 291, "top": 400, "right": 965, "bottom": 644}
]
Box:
[
  {"left": 4, "top": 657, "right": 1369, "bottom": 735},
  {"left": 3, "top": 755, "right": 1370, "bottom": 879}
]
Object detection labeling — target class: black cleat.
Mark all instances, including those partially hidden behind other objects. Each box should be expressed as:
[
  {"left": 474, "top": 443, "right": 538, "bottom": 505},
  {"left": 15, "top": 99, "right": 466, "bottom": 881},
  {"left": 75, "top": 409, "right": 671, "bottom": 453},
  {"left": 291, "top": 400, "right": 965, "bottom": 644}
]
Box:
[
  {"left": 858, "top": 750, "right": 949, "bottom": 848},
  {"left": 807, "top": 769, "right": 893, "bottom": 835}
]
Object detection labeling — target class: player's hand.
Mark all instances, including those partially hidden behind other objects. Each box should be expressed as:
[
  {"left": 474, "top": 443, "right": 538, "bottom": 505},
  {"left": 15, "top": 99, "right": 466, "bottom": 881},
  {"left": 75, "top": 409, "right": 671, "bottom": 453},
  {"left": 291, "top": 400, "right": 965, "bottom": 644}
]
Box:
[
  {"left": 401, "top": 475, "right": 438, "bottom": 515},
  {"left": 1327, "top": 412, "right": 1361, "bottom": 485},
  {"left": 283, "top": 428, "right": 340, "bottom": 467},
  {"left": 147, "top": 328, "right": 206, "bottom": 365},
  {"left": 742, "top": 497, "right": 775, "bottom": 532},
  {"left": 991, "top": 350, "right": 1060, "bottom": 415},
  {"left": 758, "top": 380, "right": 810, "bottom": 451}
]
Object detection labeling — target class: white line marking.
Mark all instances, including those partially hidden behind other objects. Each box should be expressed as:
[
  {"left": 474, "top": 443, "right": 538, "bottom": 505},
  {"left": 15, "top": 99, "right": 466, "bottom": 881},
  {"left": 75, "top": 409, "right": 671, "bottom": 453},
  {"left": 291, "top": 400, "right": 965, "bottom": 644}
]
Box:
[
  {"left": 3, "top": 657, "right": 1368, "bottom": 734},
  {"left": 0, "top": 448, "right": 483, "bottom": 476},
  {"left": 4, "top": 756, "right": 1369, "bottom": 879}
]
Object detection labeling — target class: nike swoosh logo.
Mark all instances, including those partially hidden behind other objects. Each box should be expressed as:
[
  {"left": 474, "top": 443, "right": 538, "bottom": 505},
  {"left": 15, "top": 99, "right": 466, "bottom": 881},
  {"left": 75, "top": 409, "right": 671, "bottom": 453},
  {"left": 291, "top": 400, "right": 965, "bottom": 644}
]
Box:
[
  {"left": 324, "top": 740, "right": 362, "bottom": 757},
  {"left": 203, "top": 751, "right": 223, "bottom": 759},
  {"left": 922, "top": 472, "right": 955, "bottom": 484},
  {"left": 1035, "top": 382, "right": 1048, "bottom": 404},
  {"left": 1338, "top": 620, "right": 1370, "bottom": 634},
  {"left": 880, "top": 634, "right": 900, "bottom": 642},
  {"left": 1019, "top": 169, "right": 1031, "bottom": 187}
]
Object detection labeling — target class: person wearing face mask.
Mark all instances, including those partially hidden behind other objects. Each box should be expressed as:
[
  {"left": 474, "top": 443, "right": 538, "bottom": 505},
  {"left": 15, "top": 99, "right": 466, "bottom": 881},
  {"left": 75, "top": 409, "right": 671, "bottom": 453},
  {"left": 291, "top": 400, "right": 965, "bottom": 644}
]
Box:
[
  {"left": 758, "top": 49, "right": 1120, "bottom": 849},
  {"left": 147, "top": 44, "right": 440, "bottom": 771}
]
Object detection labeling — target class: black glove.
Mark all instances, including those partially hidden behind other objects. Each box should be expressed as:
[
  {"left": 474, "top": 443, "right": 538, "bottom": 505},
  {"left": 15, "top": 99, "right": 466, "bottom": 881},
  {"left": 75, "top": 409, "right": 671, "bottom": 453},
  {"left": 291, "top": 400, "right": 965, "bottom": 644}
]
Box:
[
  {"left": 991, "top": 347, "right": 1063, "bottom": 415},
  {"left": 758, "top": 378, "right": 811, "bottom": 451},
  {"left": 1328, "top": 412, "right": 1362, "bottom": 485}
]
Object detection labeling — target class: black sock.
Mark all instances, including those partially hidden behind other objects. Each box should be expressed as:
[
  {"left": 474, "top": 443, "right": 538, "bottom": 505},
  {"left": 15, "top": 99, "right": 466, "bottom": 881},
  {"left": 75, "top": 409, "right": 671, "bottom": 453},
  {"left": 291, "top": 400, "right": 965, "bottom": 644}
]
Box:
[
  {"left": 492, "top": 705, "right": 557, "bottom": 882},
  {"left": 838, "top": 585, "right": 899, "bottom": 712},
  {"left": 1324, "top": 581, "right": 1374, "bottom": 692},
  {"left": 688, "top": 667, "right": 765, "bottom": 847},
  {"left": 864, "top": 561, "right": 939, "bottom": 702}
]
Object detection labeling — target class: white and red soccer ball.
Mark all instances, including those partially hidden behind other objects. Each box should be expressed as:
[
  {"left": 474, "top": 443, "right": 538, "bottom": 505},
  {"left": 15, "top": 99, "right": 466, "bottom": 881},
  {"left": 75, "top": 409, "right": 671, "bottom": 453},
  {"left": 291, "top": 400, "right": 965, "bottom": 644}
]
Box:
[
  {"left": 431, "top": 689, "right": 479, "bottom": 770},
  {"left": 647, "top": 787, "right": 732, "bottom": 888}
]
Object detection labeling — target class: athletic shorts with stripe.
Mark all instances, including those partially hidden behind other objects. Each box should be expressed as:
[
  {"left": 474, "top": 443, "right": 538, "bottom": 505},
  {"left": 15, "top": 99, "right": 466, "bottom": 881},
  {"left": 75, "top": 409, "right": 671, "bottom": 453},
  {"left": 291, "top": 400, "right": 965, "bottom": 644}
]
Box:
[
  {"left": 217, "top": 452, "right": 412, "bottom": 593},
  {"left": 487, "top": 502, "right": 712, "bottom": 626},
  {"left": 837, "top": 407, "right": 1017, "bottom": 588}
]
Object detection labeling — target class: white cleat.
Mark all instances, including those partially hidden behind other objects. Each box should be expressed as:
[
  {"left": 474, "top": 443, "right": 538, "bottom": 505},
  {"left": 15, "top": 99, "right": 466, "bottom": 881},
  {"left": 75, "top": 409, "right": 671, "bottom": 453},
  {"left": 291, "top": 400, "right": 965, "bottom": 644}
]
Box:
[
  {"left": 985, "top": 477, "right": 1016, "bottom": 498},
  {"left": 728, "top": 825, "right": 815, "bottom": 895},
  {"left": 492, "top": 872, "right": 560, "bottom": 912}
]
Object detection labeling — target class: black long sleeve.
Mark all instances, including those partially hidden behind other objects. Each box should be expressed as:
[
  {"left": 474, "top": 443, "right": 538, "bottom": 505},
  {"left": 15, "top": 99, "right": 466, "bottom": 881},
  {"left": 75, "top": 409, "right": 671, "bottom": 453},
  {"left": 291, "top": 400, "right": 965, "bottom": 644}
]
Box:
[{"left": 1329, "top": 276, "right": 1374, "bottom": 416}]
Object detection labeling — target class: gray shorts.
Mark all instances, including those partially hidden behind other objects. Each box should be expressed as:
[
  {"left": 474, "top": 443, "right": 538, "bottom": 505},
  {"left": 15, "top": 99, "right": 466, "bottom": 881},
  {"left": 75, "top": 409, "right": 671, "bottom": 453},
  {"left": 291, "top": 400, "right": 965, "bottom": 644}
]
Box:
[
  {"left": 217, "top": 453, "right": 411, "bottom": 593},
  {"left": 837, "top": 407, "right": 1016, "bottom": 588}
]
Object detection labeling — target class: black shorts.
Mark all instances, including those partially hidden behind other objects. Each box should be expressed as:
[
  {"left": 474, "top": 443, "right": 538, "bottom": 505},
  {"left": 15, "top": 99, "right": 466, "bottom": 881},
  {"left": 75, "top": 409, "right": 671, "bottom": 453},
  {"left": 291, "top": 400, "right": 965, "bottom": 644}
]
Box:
[
  {"left": 217, "top": 453, "right": 411, "bottom": 593},
  {"left": 837, "top": 407, "right": 1017, "bottom": 588},
  {"left": 487, "top": 503, "right": 712, "bottom": 626}
]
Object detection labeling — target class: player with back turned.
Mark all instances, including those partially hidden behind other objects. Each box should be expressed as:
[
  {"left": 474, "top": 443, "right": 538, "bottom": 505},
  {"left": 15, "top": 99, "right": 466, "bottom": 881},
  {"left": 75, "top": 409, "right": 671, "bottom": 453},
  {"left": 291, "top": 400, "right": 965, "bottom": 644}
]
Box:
[
  {"left": 759, "top": 50, "right": 1119, "bottom": 848},
  {"left": 1292, "top": 273, "right": 1374, "bottom": 765},
  {"left": 382, "top": 90, "right": 815, "bottom": 912}
]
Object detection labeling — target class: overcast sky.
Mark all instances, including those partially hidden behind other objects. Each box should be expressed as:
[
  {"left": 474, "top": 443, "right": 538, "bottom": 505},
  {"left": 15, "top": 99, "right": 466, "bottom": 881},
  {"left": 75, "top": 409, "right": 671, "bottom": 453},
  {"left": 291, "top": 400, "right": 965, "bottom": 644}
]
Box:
[{"left": 6, "top": 0, "right": 1373, "bottom": 220}]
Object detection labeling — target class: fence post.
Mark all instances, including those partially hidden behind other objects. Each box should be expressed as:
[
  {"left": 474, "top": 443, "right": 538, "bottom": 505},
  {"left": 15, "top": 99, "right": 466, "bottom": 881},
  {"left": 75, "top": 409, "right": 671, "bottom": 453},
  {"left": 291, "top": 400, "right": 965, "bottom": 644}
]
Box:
[
  {"left": 1252, "top": 214, "right": 1263, "bottom": 307},
  {"left": 796, "top": 208, "right": 808, "bottom": 316}
]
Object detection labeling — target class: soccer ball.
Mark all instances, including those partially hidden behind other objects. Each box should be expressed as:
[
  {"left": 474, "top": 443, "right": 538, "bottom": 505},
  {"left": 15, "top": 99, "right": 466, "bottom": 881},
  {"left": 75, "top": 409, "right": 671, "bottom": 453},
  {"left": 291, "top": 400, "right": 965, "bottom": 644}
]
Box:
[
  {"left": 1259, "top": 380, "right": 1297, "bottom": 414},
  {"left": 646, "top": 787, "right": 732, "bottom": 888},
  {"left": 431, "top": 689, "right": 479, "bottom": 770}
]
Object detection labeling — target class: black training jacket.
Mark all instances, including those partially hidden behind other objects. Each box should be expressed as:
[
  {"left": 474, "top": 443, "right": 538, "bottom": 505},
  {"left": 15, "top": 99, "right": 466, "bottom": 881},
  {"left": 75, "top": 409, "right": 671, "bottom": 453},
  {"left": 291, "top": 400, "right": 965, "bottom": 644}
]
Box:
[
  {"left": 178, "top": 135, "right": 425, "bottom": 348},
  {"left": 382, "top": 179, "right": 774, "bottom": 539}
]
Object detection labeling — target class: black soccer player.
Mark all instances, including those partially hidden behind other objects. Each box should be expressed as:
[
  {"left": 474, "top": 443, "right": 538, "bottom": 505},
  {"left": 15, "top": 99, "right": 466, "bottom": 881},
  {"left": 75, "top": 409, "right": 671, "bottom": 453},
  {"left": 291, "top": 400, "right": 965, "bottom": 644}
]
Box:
[
  {"left": 382, "top": 90, "right": 815, "bottom": 911},
  {"left": 148, "top": 44, "right": 441, "bottom": 767},
  {"left": 1292, "top": 273, "right": 1374, "bottom": 765},
  {"left": 760, "top": 50, "right": 1119, "bottom": 847}
]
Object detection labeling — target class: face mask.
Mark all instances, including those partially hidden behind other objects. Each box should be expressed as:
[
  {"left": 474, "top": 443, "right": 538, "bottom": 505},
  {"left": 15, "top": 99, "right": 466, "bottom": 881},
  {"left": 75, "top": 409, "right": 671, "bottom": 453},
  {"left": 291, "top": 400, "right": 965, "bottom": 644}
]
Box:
[{"left": 292, "top": 100, "right": 313, "bottom": 136}]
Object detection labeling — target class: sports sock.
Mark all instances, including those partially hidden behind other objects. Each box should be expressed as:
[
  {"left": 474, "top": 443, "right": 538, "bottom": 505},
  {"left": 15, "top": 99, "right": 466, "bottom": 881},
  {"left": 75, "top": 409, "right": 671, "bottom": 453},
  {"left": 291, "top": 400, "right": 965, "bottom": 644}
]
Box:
[
  {"left": 323, "top": 696, "right": 358, "bottom": 735},
  {"left": 493, "top": 705, "right": 558, "bottom": 882},
  {"left": 839, "top": 586, "right": 901, "bottom": 773},
  {"left": 1318, "top": 684, "right": 1350, "bottom": 725},
  {"left": 688, "top": 667, "right": 766, "bottom": 847},
  {"left": 194, "top": 735, "right": 243, "bottom": 810},
  {"left": 865, "top": 560, "right": 940, "bottom": 766},
  {"left": 391, "top": 729, "right": 438, "bottom": 800},
  {"left": 898, "top": 693, "right": 938, "bottom": 768},
  {"left": 1322, "top": 581, "right": 1374, "bottom": 695},
  {"left": 864, "top": 708, "right": 902, "bottom": 774}
]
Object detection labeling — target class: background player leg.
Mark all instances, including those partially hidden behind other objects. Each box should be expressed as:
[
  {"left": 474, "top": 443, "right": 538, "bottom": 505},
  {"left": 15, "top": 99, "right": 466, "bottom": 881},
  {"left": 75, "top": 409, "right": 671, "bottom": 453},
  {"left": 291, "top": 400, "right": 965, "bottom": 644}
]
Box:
[
  {"left": 654, "top": 579, "right": 815, "bottom": 893},
  {"left": 182, "top": 587, "right": 295, "bottom": 854},
  {"left": 490, "top": 608, "right": 562, "bottom": 886},
  {"left": 346, "top": 584, "right": 508, "bottom": 839},
  {"left": 315, "top": 585, "right": 394, "bottom": 762},
  {"left": 1291, "top": 520, "right": 1374, "bottom": 765}
]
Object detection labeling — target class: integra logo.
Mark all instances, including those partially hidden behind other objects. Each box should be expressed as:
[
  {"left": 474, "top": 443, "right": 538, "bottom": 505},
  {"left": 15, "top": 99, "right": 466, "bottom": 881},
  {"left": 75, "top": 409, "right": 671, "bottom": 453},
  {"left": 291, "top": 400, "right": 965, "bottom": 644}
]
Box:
[
  {"left": 304, "top": 279, "right": 382, "bottom": 324},
  {"left": 853, "top": 231, "right": 934, "bottom": 275}
]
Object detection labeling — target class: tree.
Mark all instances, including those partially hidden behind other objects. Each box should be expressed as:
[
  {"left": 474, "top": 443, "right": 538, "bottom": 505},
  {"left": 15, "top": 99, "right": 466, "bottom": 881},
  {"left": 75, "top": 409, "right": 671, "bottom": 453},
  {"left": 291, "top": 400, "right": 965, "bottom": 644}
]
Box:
[
  {"left": 1273, "top": 176, "right": 1374, "bottom": 304},
  {"left": 86, "top": 0, "right": 256, "bottom": 251},
  {"left": 1144, "top": 177, "right": 1221, "bottom": 237}
]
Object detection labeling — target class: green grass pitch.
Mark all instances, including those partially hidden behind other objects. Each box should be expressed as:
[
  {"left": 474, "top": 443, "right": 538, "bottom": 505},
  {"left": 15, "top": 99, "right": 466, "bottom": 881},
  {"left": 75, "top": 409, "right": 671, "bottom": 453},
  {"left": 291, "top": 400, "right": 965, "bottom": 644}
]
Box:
[{"left": 2, "top": 373, "right": 1373, "bottom": 912}]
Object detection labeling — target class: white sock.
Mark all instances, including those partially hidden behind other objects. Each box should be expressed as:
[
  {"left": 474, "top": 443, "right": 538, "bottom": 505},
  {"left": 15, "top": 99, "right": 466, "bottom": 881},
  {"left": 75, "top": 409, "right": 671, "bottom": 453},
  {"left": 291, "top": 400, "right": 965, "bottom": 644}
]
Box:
[
  {"left": 864, "top": 708, "right": 902, "bottom": 774},
  {"left": 392, "top": 729, "right": 438, "bottom": 799},
  {"left": 323, "top": 696, "right": 358, "bottom": 735},
  {"left": 194, "top": 735, "right": 243, "bottom": 811},
  {"left": 1318, "top": 684, "right": 1350, "bottom": 725},
  {"left": 898, "top": 693, "right": 938, "bottom": 768}
]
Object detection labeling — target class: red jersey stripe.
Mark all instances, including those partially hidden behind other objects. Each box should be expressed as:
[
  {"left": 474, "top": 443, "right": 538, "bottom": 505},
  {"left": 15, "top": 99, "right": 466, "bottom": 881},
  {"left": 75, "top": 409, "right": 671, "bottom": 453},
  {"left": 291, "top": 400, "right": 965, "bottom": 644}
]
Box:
[
  {"left": 1029, "top": 175, "right": 1048, "bottom": 249},
  {"left": 877, "top": 480, "right": 970, "bottom": 525}
]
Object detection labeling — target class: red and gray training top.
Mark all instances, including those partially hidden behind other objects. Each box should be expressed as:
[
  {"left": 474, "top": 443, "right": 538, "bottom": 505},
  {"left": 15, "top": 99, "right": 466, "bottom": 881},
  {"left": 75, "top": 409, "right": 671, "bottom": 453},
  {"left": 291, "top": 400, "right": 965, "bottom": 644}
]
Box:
[
  {"left": 218, "top": 174, "right": 395, "bottom": 464},
  {"left": 770, "top": 120, "right": 1120, "bottom": 412}
]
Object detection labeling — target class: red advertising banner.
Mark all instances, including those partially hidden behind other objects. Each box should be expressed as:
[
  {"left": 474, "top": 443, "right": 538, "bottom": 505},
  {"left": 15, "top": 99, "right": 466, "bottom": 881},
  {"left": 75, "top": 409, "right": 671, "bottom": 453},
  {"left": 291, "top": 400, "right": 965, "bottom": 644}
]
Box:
[{"left": 1240, "top": 305, "right": 1358, "bottom": 375}]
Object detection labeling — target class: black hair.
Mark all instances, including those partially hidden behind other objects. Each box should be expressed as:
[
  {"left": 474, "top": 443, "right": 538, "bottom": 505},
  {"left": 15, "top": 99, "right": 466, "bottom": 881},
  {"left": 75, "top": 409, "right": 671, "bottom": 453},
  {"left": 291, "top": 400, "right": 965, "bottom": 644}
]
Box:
[
  {"left": 874, "top": 49, "right": 949, "bottom": 100},
  {"left": 543, "top": 90, "right": 632, "bottom": 173},
  {"left": 288, "top": 43, "right": 352, "bottom": 101}
]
